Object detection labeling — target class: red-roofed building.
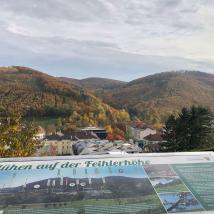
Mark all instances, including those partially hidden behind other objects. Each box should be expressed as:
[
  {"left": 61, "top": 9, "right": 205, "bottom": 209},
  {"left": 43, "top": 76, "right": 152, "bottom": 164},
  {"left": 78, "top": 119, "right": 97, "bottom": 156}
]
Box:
[
  {"left": 143, "top": 132, "right": 166, "bottom": 152},
  {"left": 144, "top": 132, "right": 163, "bottom": 142}
]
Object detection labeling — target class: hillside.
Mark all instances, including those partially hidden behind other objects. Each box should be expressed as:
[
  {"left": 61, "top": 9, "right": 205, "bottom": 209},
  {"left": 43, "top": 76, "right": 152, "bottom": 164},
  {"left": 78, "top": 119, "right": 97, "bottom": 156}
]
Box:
[
  {"left": 0, "top": 66, "right": 129, "bottom": 127},
  {"left": 2, "top": 67, "right": 214, "bottom": 126},
  {"left": 100, "top": 71, "right": 214, "bottom": 124},
  {"left": 60, "top": 77, "right": 125, "bottom": 93}
]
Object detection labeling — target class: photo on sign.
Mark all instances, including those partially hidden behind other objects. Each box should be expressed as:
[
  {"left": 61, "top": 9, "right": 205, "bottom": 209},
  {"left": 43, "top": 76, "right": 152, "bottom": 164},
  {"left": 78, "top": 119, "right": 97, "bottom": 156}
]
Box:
[
  {"left": 144, "top": 164, "right": 176, "bottom": 178},
  {"left": 0, "top": 164, "right": 165, "bottom": 214},
  {"left": 150, "top": 176, "right": 188, "bottom": 193},
  {"left": 159, "top": 192, "right": 203, "bottom": 213}
]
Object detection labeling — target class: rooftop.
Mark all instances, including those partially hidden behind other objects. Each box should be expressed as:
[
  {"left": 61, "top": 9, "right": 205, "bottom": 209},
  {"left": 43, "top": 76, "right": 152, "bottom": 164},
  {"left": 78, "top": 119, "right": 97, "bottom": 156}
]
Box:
[
  {"left": 45, "top": 131, "right": 99, "bottom": 141},
  {"left": 129, "top": 121, "right": 155, "bottom": 130},
  {"left": 72, "top": 140, "right": 142, "bottom": 155},
  {"left": 144, "top": 132, "right": 164, "bottom": 141},
  {"left": 80, "top": 126, "right": 106, "bottom": 131}
]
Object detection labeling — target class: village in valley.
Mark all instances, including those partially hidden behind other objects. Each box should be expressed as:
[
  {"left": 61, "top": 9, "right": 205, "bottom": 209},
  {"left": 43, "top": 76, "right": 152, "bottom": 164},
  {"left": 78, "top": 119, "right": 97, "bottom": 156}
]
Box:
[{"left": 35, "top": 122, "right": 165, "bottom": 157}]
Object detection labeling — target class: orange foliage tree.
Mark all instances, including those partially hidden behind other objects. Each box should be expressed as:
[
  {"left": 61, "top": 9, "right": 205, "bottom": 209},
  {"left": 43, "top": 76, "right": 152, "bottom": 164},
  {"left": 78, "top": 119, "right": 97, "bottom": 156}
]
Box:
[{"left": 107, "top": 128, "right": 125, "bottom": 141}]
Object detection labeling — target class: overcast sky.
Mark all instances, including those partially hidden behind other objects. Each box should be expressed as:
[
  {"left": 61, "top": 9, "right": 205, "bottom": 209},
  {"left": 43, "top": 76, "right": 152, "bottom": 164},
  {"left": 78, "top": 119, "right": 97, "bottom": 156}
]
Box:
[{"left": 0, "top": 0, "right": 214, "bottom": 81}]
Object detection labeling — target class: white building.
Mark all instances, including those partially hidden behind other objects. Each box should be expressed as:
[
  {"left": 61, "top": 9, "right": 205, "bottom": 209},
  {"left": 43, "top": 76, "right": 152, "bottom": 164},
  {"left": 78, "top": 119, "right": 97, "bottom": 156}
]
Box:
[
  {"left": 128, "top": 125, "right": 156, "bottom": 140},
  {"left": 34, "top": 126, "right": 46, "bottom": 140}
]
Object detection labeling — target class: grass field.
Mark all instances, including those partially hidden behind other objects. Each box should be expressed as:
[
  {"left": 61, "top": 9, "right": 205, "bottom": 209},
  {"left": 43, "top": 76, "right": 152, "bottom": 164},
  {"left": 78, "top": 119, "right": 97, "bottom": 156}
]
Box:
[
  {"left": 155, "top": 182, "right": 189, "bottom": 193},
  {"left": 5, "top": 194, "right": 165, "bottom": 214}
]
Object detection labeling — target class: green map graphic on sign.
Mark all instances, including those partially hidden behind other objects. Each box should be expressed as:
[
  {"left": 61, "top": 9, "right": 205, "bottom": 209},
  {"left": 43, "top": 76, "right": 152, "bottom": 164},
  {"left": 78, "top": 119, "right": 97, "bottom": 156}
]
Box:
[{"left": 173, "top": 163, "right": 214, "bottom": 211}]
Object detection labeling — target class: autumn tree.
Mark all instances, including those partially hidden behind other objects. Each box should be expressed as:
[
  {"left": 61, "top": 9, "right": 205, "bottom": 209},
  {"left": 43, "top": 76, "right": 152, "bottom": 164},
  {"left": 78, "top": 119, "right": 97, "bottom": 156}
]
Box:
[
  {"left": 107, "top": 128, "right": 125, "bottom": 141},
  {"left": 0, "top": 110, "right": 38, "bottom": 158}
]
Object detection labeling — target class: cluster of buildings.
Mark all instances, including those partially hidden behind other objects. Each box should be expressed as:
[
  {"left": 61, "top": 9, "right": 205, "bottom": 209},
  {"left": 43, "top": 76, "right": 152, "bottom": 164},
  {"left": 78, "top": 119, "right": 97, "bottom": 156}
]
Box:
[
  {"left": 35, "top": 123, "right": 165, "bottom": 156},
  {"left": 73, "top": 140, "right": 142, "bottom": 155},
  {"left": 127, "top": 122, "right": 166, "bottom": 152}
]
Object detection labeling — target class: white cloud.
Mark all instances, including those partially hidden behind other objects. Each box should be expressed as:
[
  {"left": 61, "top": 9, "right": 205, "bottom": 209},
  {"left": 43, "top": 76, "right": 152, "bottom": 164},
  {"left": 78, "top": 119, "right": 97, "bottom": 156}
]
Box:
[{"left": 0, "top": 0, "right": 214, "bottom": 80}]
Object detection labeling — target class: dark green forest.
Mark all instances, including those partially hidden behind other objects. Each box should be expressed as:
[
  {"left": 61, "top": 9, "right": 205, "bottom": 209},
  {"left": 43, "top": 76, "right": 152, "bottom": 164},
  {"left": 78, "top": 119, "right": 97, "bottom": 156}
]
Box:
[{"left": 162, "top": 106, "right": 214, "bottom": 151}]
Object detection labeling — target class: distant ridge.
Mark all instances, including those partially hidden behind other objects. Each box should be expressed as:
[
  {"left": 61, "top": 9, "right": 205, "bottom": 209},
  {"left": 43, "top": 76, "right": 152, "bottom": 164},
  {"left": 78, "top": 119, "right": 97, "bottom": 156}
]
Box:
[
  {"left": 60, "top": 77, "right": 126, "bottom": 92},
  {"left": 97, "top": 71, "right": 214, "bottom": 124}
]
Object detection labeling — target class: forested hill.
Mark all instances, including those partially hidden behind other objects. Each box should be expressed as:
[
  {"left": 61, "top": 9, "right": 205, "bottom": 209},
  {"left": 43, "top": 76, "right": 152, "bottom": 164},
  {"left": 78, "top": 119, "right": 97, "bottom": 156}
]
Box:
[
  {"left": 2, "top": 67, "right": 214, "bottom": 127},
  {"left": 100, "top": 71, "right": 214, "bottom": 124},
  {"left": 0, "top": 66, "right": 129, "bottom": 127}
]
